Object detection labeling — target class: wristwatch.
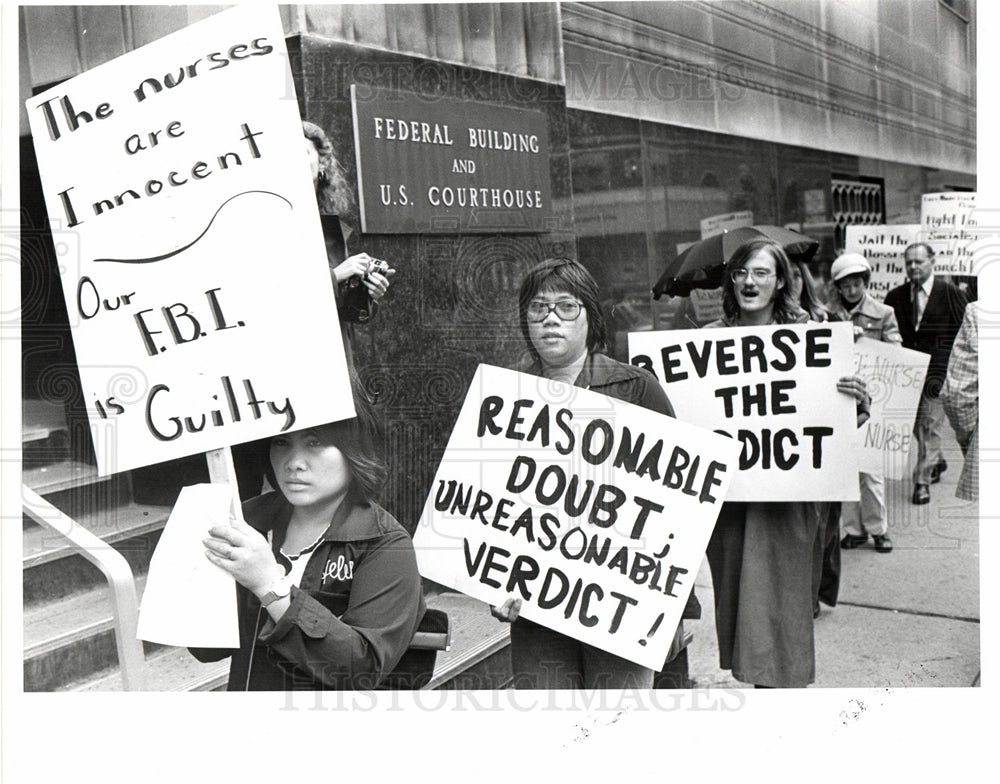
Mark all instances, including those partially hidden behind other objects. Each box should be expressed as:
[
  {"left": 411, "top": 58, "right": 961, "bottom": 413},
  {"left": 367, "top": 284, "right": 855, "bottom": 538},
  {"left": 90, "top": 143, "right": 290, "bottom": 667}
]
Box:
[{"left": 259, "top": 574, "right": 293, "bottom": 608}]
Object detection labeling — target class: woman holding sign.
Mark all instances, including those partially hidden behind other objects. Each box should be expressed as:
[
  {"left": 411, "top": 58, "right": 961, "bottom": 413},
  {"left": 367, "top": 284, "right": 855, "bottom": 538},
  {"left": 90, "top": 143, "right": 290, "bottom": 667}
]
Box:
[
  {"left": 705, "top": 240, "right": 869, "bottom": 687},
  {"left": 490, "top": 257, "right": 689, "bottom": 689},
  {"left": 190, "top": 385, "right": 425, "bottom": 690},
  {"left": 829, "top": 253, "right": 901, "bottom": 555}
]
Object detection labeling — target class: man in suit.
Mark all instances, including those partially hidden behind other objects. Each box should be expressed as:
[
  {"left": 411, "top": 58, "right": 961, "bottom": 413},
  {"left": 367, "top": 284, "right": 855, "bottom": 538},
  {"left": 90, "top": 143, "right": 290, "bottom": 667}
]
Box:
[{"left": 884, "top": 243, "right": 970, "bottom": 504}]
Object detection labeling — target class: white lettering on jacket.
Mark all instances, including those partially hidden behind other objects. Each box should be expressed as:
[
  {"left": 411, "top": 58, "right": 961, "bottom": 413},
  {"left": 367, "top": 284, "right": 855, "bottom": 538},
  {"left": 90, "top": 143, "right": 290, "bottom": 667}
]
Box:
[{"left": 322, "top": 555, "right": 354, "bottom": 583}]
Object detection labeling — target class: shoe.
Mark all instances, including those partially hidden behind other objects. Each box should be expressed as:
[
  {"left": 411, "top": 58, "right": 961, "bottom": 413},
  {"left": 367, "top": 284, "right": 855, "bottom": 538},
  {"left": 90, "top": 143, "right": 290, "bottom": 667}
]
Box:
[
  {"left": 930, "top": 459, "right": 948, "bottom": 484},
  {"left": 912, "top": 484, "right": 930, "bottom": 504},
  {"left": 874, "top": 534, "right": 893, "bottom": 553},
  {"left": 840, "top": 533, "right": 868, "bottom": 549}
]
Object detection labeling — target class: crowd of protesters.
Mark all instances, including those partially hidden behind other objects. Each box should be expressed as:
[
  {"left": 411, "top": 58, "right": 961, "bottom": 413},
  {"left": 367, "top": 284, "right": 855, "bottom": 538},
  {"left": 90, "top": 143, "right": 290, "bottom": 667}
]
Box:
[{"left": 194, "top": 116, "right": 976, "bottom": 692}]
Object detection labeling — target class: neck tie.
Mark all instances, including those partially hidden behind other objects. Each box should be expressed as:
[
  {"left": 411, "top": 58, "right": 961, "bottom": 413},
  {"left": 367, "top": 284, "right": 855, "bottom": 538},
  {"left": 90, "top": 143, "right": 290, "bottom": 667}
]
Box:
[{"left": 912, "top": 283, "right": 921, "bottom": 328}]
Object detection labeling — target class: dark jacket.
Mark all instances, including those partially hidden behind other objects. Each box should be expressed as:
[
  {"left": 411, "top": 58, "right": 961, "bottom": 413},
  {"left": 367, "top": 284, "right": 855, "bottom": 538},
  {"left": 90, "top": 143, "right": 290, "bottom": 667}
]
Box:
[
  {"left": 523, "top": 351, "right": 676, "bottom": 417},
  {"left": 320, "top": 213, "right": 377, "bottom": 325},
  {"left": 884, "top": 277, "right": 969, "bottom": 398},
  {"left": 190, "top": 490, "right": 425, "bottom": 691}
]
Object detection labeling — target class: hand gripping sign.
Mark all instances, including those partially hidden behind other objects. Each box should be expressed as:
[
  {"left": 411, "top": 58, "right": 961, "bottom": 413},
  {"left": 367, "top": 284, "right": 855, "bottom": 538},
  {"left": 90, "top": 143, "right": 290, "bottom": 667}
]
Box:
[
  {"left": 413, "top": 364, "right": 740, "bottom": 671},
  {"left": 25, "top": 5, "right": 353, "bottom": 475},
  {"left": 629, "top": 322, "right": 860, "bottom": 502}
]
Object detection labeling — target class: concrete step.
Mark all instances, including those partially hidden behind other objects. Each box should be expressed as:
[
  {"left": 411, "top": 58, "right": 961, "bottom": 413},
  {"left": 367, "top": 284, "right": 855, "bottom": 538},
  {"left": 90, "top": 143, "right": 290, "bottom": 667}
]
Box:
[
  {"left": 23, "top": 501, "right": 170, "bottom": 607},
  {"left": 23, "top": 459, "right": 104, "bottom": 496},
  {"left": 22, "top": 460, "right": 130, "bottom": 525},
  {"left": 23, "top": 399, "right": 70, "bottom": 445},
  {"left": 425, "top": 592, "right": 511, "bottom": 690},
  {"left": 24, "top": 574, "right": 154, "bottom": 691},
  {"left": 29, "top": 584, "right": 508, "bottom": 691},
  {"left": 68, "top": 646, "right": 230, "bottom": 692}
]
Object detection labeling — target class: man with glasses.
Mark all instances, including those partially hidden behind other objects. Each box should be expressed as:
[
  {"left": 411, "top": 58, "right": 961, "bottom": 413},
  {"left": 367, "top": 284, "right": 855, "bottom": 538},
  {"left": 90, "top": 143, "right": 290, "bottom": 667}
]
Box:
[
  {"left": 884, "top": 243, "right": 970, "bottom": 505},
  {"left": 702, "top": 240, "right": 871, "bottom": 688}
]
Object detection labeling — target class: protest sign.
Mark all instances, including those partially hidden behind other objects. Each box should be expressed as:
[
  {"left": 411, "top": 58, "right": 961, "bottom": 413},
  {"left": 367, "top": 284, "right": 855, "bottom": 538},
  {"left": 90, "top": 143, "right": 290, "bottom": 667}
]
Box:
[
  {"left": 629, "top": 322, "right": 859, "bottom": 501},
  {"left": 700, "top": 211, "right": 753, "bottom": 238},
  {"left": 25, "top": 5, "right": 353, "bottom": 475},
  {"left": 844, "top": 225, "right": 920, "bottom": 301},
  {"left": 921, "top": 192, "right": 978, "bottom": 274},
  {"left": 851, "top": 338, "right": 929, "bottom": 479},
  {"left": 413, "top": 364, "right": 740, "bottom": 670},
  {"left": 136, "top": 484, "right": 239, "bottom": 647}
]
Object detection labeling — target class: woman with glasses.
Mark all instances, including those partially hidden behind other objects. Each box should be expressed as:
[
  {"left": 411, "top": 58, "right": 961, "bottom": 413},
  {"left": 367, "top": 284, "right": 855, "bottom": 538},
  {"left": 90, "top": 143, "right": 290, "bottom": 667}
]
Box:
[
  {"left": 489, "top": 256, "right": 680, "bottom": 689},
  {"left": 704, "top": 240, "right": 869, "bottom": 687}
]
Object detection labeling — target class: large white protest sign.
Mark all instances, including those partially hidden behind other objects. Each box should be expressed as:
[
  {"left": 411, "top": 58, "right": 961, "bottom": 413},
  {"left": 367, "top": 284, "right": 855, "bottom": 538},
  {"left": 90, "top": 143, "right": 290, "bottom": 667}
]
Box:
[
  {"left": 851, "top": 338, "right": 929, "bottom": 479},
  {"left": 137, "top": 484, "right": 239, "bottom": 647},
  {"left": 629, "top": 323, "right": 859, "bottom": 501},
  {"left": 26, "top": 5, "right": 353, "bottom": 475},
  {"left": 844, "top": 225, "right": 920, "bottom": 302},
  {"left": 413, "top": 364, "right": 740, "bottom": 670},
  {"left": 922, "top": 192, "right": 978, "bottom": 275}
]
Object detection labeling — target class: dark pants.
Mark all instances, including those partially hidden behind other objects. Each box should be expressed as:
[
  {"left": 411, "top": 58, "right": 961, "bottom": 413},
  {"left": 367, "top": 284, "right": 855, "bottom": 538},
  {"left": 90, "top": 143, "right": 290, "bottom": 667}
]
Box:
[
  {"left": 812, "top": 502, "right": 841, "bottom": 607},
  {"left": 509, "top": 618, "right": 653, "bottom": 689}
]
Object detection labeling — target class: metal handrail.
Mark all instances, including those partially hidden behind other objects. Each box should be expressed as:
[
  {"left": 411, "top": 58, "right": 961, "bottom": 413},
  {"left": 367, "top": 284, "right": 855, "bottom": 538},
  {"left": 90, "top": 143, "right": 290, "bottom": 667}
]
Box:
[{"left": 22, "top": 486, "right": 147, "bottom": 690}]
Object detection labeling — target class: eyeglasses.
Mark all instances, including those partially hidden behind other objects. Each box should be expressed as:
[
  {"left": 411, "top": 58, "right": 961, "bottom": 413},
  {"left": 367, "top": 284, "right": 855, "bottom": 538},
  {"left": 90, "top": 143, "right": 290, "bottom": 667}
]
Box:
[
  {"left": 731, "top": 269, "right": 777, "bottom": 284},
  {"left": 526, "top": 300, "right": 583, "bottom": 322}
]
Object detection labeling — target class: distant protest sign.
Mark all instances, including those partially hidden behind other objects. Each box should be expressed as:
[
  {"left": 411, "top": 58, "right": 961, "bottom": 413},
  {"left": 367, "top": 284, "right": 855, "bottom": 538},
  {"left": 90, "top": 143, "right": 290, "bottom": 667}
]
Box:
[
  {"left": 25, "top": 6, "right": 352, "bottom": 474},
  {"left": 700, "top": 211, "right": 753, "bottom": 238},
  {"left": 629, "top": 323, "right": 859, "bottom": 501},
  {"left": 922, "top": 192, "right": 978, "bottom": 275},
  {"left": 413, "top": 364, "right": 740, "bottom": 670},
  {"left": 851, "top": 338, "right": 929, "bottom": 479},
  {"left": 844, "top": 225, "right": 920, "bottom": 301}
]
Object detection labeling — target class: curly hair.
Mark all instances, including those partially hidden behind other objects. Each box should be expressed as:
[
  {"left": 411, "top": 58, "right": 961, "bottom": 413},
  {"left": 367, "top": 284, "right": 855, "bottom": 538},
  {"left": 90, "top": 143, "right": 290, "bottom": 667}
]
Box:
[
  {"left": 302, "top": 120, "right": 355, "bottom": 217},
  {"left": 518, "top": 257, "right": 607, "bottom": 364},
  {"left": 721, "top": 240, "right": 807, "bottom": 324}
]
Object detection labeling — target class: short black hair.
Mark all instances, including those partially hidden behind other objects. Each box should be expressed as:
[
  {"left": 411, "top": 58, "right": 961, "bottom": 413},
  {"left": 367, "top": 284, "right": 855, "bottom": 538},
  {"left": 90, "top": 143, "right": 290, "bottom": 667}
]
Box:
[{"left": 517, "top": 257, "right": 607, "bottom": 362}]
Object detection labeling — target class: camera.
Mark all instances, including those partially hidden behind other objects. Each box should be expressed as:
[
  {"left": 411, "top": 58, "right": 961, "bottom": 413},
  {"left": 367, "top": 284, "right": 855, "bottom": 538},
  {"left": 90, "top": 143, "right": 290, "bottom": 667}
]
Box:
[
  {"left": 342, "top": 257, "right": 390, "bottom": 323},
  {"left": 365, "top": 258, "right": 389, "bottom": 280}
]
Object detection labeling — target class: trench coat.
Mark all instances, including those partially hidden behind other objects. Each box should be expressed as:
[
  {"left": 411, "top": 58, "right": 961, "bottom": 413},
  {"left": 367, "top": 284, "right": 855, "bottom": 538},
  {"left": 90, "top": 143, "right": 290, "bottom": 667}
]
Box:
[{"left": 704, "top": 312, "right": 821, "bottom": 687}]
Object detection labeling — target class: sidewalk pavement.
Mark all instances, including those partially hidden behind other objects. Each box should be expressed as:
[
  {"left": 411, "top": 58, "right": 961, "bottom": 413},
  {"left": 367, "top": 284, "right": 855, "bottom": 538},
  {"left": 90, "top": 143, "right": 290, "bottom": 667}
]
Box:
[{"left": 686, "top": 430, "right": 980, "bottom": 689}]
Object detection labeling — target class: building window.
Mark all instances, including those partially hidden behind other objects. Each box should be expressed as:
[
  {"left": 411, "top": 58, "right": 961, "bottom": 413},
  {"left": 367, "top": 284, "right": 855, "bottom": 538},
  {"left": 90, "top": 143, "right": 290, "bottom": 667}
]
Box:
[{"left": 831, "top": 176, "right": 885, "bottom": 251}]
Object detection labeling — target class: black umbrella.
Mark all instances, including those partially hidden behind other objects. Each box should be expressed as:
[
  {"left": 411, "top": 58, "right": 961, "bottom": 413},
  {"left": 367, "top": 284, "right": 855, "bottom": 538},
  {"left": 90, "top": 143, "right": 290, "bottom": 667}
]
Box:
[{"left": 652, "top": 225, "right": 819, "bottom": 298}]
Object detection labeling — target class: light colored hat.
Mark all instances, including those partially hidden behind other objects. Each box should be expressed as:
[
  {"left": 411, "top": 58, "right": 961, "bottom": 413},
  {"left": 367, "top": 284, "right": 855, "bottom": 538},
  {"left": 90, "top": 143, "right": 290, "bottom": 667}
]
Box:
[{"left": 831, "top": 253, "right": 871, "bottom": 282}]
